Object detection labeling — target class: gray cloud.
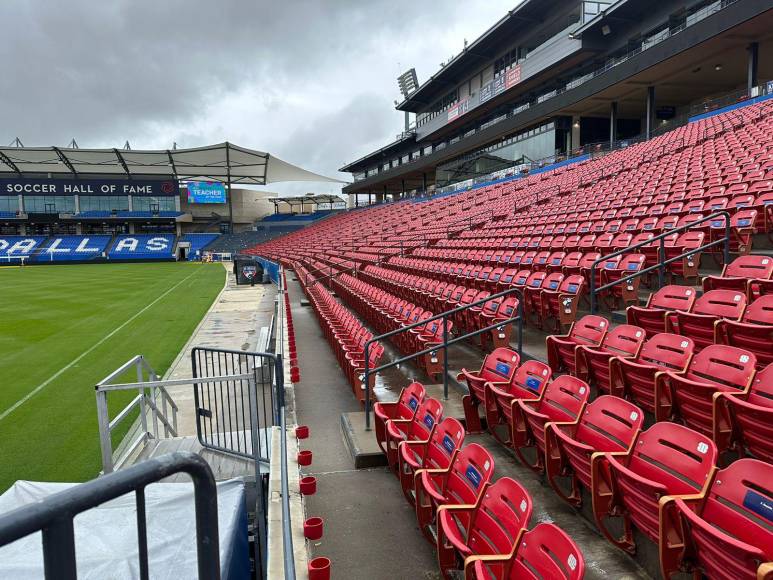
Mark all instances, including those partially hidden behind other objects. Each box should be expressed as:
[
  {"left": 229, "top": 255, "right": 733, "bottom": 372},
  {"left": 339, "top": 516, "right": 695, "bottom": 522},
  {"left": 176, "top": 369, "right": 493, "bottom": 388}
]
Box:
[{"left": 0, "top": 0, "right": 514, "bottom": 193}]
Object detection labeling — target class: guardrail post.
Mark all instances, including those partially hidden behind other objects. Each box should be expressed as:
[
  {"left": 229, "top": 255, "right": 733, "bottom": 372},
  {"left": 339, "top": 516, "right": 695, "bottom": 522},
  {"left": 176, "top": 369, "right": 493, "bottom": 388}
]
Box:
[
  {"left": 95, "top": 389, "right": 114, "bottom": 474},
  {"left": 658, "top": 238, "right": 666, "bottom": 288},
  {"left": 136, "top": 359, "right": 148, "bottom": 438},
  {"left": 589, "top": 265, "right": 597, "bottom": 314},
  {"left": 364, "top": 342, "right": 371, "bottom": 431},
  {"left": 724, "top": 214, "right": 731, "bottom": 265},
  {"left": 442, "top": 314, "right": 449, "bottom": 400},
  {"left": 517, "top": 297, "right": 523, "bottom": 357}
]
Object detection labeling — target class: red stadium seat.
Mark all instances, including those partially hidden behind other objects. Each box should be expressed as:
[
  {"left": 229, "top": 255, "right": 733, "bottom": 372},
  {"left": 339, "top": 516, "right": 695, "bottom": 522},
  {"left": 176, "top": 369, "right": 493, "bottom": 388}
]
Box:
[
  {"left": 511, "top": 375, "right": 590, "bottom": 472},
  {"left": 713, "top": 363, "right": 773, "bottom": 462},
  {"left": 458, "top": 348, "right": 520, "bottom": 432},
  {"left": 626, "top": 284, "right": 697, "bottom": 337},
  {"left": 715, "top": 295, "right": 773, "bottom": 369},
  {"left": 575, "top": 324, "right": 646, "bottom": 394},
  {"left": 532, "top": 274, "right": 585, "bottom": 332},
  {"left": 609, "top": 333, "right": 694, "bottom": 413},
  {"left": 545, "top": 395, "right": 644, "bottom": 506},
  {"left": 598, "top": 253, "right": 647, "bottom": 309},
  {"left": 374, "top": 382, "right": 426, "bottom": 454},
  {"left": 546, "top": 315, "right": 608, "bottom": 375},
  {"left": 384, "top": 397, "right": 444, "bottom": 471},
  {"left": 655, "top": 344, "right": 757, "bottom": 434},
  {"left": 436, "top": 477, "right": 533, "bottom": 579},
  {"left": 465, "top": 523, "right": 585, "bottom": 580},
  {"left": 703, "top": 254, "right": 773, "bottom": 292},
  {"left": 415, "top": 443, "right": 495, "bottom": 543},
  {"left": 398, "top": 416, "right": 465, "bottom": 504},
  {"left": 591, "top": 422, "right": 718, "bottom": 553},
  {"left": 666, "top": 289, "right": 747, "bottom": 351},
  {"left": 659, "top": 459, "right": 773, "bottom": 580},
  {"left": 483, "top": 360, "right": 552, "bottom": 446}
]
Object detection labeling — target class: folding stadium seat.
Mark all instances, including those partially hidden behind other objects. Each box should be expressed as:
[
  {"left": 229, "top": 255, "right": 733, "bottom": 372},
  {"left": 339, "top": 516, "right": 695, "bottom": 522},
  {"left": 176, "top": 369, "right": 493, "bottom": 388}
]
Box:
[
  {"left": 531, "top": 274, "right": 585, "bottom": 332},
  {"left": 559, "top": 252, "right": 582, "bottom": 275},
  {"left": 398, "top": 416, "right": 465, "bottom": 505},
  {"left": 598, "top": 253, "right": 646, "bottom": 309},
  {"left": 546, "top": 315, "right": 608, "bottom": 375},
  {"left": 436, "top": 477, "right": 533, "bottom": 579},
  {"left": 666, "top": 289, "right": 747, "bottom": 351},
  {"left": 415, "top": 443, "right": 495, "bottom": 543},
  {"left": 591, "top": 422, "right": 718, "bottom": 553},
  {"left": 497, "top": 269, "right": 518, "bottom": 292},
  {"left": 627, "top": 284, "right": 697, "bottom": 337},
  {"left": 465, "top": 522, "right": 585, "bottom": 580},
  {"left": 483, "top": 360, "right": 552, "bottom": 447},
  {"left": 374, "top": 382, "right": 425, "bottom": 455},
  {"left": 655, "top": 344, "right": 757, "bottom": 434},
  {"left": 664, "top": 231, "right": 705, "bottom": 283},
  {"left": 458, "top": 348, "right": 520, "bottom": 432},
  {"left": 510, "top": 375, "right": 590, "bottom": 472},
  {"left": 480, "top": 295, "right": 519, "bottom": 350},
  {"left": 659, "top": 458, "right": 773, "bottom": 580},
  {"left": 703, "top": 254, "right": 773, "bottom": 292},
  {"left": 384, "top": 396, "right": 443, "bottom": 471},
  {"left": 713, "top": 363, "right": 773, "bottom": 462},
  {"left": 715, "top": 295, "right": 773, "bottom": 370},
  {"left": 545, "top": 251, "right": 566, "bottom": 273},
  {"left": 575, "top": 324, "right": 645, "bottom": 394},
  {"left": 708, "top": 209, "right": 757, "bottom": 258},
  {"left": 545, "top": 395, "right": 644, "bottom": 507},
  {"left": 522, "top": 271, "right": 552, "bottom": 318}
]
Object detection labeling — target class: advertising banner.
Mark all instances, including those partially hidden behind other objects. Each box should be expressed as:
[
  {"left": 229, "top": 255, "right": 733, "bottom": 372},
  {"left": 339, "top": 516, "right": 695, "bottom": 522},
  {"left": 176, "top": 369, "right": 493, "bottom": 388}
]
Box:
[
  {"left": 186, "top": 181, "right": 227, "bottom": 204},
  {"left": 447, "top": 98, "right": 470, "bottom": 122}
]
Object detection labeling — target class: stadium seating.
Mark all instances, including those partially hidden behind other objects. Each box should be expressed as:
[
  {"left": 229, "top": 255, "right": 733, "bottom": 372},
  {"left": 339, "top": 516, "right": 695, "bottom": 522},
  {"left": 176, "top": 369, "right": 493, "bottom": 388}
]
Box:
[
  {"left": 591, "top": 422, "right": 718, "bottom": 553},
  {"left": 415, "top": 443, "right": 495, "bottom": 543},
  {"left": 608, "top": 333, "right": 695, "bottom": 413},
  {"left": 465, "top": 523, "right": 585, "bottom": 580},
  {"left": 180, "top": 233, "right": 220, "bottom": 259},
  {"left": 654, "top": 344, "right": 757, "bottom": 433},
  {"left": 715, "top": 295, "right": 773, "bottom": 369},
  {"left": 574, "top": 324, "right": 646, "bottom": 394},
  {"left": 510, "top": 375, "right": 590, "bottom": 472},
  {"left": 626, "top": 284, "right": 697, "bottom": 337},
  {"left": 545, "top": 315, "right": 608, "bottom": 375},
  {"left": 397, "top": 416, "right": 465, "bottom": 505},
  {"left": 659, "top": 458, "right": 773, "bottom": 580},
  {"left": 384, "top": 396, "right": 443, "bottom": 471},
  {"left": 107, "top": 234, "right": 176, "bottom": 260},
  {"left": 373, "top": 382, "right": 425, "bottom": 455},
  {"left": 703, "top": 254, "right": 773, "bottom": 292},
  {"left": 0, "top": 235, "right": 46, "bottom": 260},
  {"left": 545, "top": 395, "right": 644, "bottom": 507},
  {"left": 33, "top": 235, "right": 111, "bottom": 262},
  {"left": 436, "top": 477, "right": 532, "bottom": 579},
  {"left": 665, "top": 289, "right": 747, "bottom": 351},
  {"left": 457, "top": 348, "right": 520, "bottom": 433},
  {"left": 713, "top": 363, "right": 773, "bottom": 462}
]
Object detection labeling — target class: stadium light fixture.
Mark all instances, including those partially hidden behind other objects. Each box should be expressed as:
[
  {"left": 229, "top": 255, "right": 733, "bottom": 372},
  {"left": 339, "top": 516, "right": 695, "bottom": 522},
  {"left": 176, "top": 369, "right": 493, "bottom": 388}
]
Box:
[{"left": 397, "top": 68, "right": 419, "bottom": 98}]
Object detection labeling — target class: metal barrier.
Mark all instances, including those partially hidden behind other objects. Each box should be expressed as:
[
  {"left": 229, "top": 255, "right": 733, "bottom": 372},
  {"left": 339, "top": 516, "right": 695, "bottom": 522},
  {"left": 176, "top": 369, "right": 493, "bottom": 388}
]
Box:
[
  {"left": 589, "top": 211, "right": 731, "bottom": 313},
  {"left": 361, "top": 286, "right": 524, "bottom": 430},
  {"left": 0, "top": 452, "right": 221, "bottom": 580}
]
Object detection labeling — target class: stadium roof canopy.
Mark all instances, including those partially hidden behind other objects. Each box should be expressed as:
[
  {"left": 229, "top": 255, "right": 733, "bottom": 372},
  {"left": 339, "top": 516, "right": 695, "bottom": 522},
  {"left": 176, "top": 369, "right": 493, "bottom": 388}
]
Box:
[{"left": 0, "top": 142, "right": 346, "bottom": 186}]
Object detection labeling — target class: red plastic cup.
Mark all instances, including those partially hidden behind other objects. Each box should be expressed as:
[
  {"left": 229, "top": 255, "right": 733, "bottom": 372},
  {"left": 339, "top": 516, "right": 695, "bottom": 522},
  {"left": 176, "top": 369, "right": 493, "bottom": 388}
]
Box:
[
  {"left": 297, "top": 450, "right": 312, "bottom": 466},
  {"left": 308, "top": 557, "right": 331, "bottom": 580},
  {"left": 304, "top": 516, "right": 324, "bottom": 540},
  {"left": 295, "top": 425, "right": 310, "bottom": 439},
  {"left": 299, "top": 475, "right": 317, "bottom": 495}
]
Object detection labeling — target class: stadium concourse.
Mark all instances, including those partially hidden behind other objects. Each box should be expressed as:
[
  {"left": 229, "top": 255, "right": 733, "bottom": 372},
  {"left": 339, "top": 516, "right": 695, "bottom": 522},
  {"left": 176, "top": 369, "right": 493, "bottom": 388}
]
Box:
[{"left": 246, "top": 97, "right": 773, "bottom": 579}]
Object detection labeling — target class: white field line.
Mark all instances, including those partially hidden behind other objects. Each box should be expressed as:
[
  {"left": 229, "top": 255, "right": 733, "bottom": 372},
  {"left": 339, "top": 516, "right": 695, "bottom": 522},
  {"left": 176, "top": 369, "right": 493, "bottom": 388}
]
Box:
[{"left": 0, "top": 267, "right": 203, "bottom": 423}]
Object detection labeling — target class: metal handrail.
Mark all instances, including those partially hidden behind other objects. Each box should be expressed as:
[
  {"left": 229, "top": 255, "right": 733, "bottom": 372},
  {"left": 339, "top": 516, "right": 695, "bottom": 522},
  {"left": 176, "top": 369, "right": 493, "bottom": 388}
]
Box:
[
  {"left": 353, "top": 284, "right": 524, "bottom": 429},
  {"left": 0, "top": 452, "right": 221, "bottom": 580},
  {"left": 589, "top": 210, "right": 731, "bottom": 313}
]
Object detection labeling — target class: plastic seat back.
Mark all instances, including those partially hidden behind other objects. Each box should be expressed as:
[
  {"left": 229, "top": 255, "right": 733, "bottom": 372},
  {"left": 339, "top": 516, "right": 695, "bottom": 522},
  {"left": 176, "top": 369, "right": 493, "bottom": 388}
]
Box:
[
  {"left": 443, "top": 443, "right": 495, "bottom": 507},
  {"left": 466, "top": 478, "right": 533, "bottom": 557},
  {"left": 478, "top": 347, "right": 521, "bottom": 383},
  {"left": 421, "top": 417, "right": 465, "bottom": 471},
  {"left": 510, "top": 360, "right": 552, "bottom": 399},
  {"left": 406, "top": 397, "right": 444, "bottom": 442}
]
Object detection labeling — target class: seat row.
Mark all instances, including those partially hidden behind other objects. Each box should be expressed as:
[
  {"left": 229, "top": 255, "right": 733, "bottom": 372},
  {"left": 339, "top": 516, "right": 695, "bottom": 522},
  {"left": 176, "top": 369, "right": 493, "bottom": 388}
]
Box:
[
  {"left": 373, "top": 382, "right": 586, "bottom": 579},
  {"left": 457, "top": 346, "right": 773, "bottom": 578}
]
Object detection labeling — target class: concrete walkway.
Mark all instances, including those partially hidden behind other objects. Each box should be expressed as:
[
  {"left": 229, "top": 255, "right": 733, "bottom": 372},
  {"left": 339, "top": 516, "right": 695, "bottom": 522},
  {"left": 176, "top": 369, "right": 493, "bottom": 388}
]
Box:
[
  {"left": 287, "top": 277, "right": 441, "bottom": 580},
  {"left": 164, "top": 264, "right": 277, "bottom": 436}
]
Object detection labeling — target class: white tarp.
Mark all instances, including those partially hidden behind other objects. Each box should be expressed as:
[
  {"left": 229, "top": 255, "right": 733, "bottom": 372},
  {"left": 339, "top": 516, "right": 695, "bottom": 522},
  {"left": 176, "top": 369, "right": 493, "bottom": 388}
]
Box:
[{"left": 0, "top": 478, "right": 249, "bottom": 580}]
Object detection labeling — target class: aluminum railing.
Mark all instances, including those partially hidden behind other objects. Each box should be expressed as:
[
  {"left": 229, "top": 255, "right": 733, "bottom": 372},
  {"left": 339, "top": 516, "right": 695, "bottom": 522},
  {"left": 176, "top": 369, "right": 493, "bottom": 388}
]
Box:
[
  {"left": 589, "top": 211, "right": 731, "bottom": 313},
  {"left": 0, "top": 452, "right": 221, "bottom": 580},
  {"left": 361, "top": 286, "right": 524, "bottom": 429}
]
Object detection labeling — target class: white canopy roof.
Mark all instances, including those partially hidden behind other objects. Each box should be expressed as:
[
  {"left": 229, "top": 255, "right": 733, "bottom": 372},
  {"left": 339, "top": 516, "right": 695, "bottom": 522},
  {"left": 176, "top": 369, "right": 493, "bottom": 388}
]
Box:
[{"left": 0, "top": 142, "right": 346, "bottom": 185}]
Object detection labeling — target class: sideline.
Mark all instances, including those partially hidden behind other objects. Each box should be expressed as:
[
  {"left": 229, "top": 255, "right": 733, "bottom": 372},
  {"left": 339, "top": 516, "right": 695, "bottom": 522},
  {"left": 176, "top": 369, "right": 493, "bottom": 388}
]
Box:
[{"left": 0, "top": 267, "right": 204, "bottom": 423}]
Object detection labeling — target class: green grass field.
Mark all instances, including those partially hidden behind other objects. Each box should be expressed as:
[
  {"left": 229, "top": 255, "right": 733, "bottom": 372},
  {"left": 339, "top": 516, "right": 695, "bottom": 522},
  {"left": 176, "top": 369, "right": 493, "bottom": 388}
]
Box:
[{"left": 0, "top": 262, "right": 225, "bottom": 491}]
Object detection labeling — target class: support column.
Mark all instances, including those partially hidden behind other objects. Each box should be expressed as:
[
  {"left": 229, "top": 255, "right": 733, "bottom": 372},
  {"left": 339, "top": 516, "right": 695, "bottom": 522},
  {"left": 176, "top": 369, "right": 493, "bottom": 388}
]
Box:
[
  {"left": 127, "top": 195, "right": 133, "bottom": 211},
  {"left": 571, "top": 116, "right": 581, "bottom": 152},
  {"left": 401, "top": 179, "right": 406, "bottom": 200},
  {"left": 610, "top": 101, "right": 618, "bottom": 147},
  {"left": 646, "top": 86, "right": 655, "bottom": 140},
  {"left": 226, "top": 142, "right": 234, "bottom": 234},
  {"left": 422, "top": 172, "right": 427, "bottom": 196},
  {"left": 748, "top": 42, "right": 759, "bottom": 94}
]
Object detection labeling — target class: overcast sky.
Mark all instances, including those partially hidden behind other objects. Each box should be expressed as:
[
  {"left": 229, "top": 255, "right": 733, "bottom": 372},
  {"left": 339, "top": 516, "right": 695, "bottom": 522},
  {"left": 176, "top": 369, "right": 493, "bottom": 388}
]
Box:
[{"left": 0, "top": 0, "right": 515, "bottom": 196}]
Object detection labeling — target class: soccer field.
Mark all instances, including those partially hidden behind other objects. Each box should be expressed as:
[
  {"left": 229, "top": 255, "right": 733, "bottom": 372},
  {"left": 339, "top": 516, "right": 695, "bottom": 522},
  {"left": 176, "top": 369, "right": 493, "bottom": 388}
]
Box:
[{"left": 0, "top": 262, "right": 226, "bottom": 492}]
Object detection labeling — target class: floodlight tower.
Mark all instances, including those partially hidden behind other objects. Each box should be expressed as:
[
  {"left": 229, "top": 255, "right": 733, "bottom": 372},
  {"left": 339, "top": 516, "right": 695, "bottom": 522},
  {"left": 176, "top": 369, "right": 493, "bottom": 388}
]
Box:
[{"left": 397, "top": 68, "right": 419, "bottom": 132}]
